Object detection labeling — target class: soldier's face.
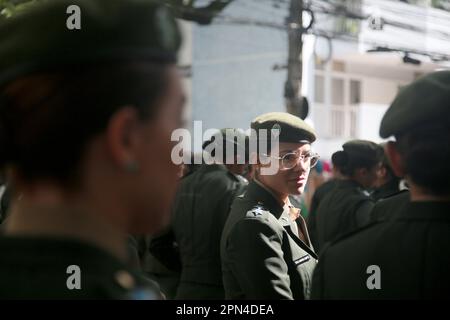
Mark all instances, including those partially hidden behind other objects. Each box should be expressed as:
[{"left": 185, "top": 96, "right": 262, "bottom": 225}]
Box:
[
  {"left": 358, "top": 162, "right": 382, "bottom": 189},
  {"left": 130, "top": 66, "right": 185, "bottom": 233},
  {"left": 261, "top": 142, "right": 312, "bottom": 198}
]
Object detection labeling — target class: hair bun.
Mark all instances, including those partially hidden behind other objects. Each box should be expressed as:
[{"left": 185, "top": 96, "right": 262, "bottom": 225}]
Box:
[{"left": 331, "top": 150, "right": 348, "bottom": 168}]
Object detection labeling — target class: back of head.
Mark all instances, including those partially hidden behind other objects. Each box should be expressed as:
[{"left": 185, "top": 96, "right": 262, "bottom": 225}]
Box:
[
  {"left": 202, "top": 128, "right": 248, "bottom": 164},
  {"left": 333, "top": 140, "right": 383, "bottom": 177},
  {"left": 380, "top": 71, "right": 450, "bottom": 196},
  {"left": 331, "top": 150, "right": 346, "bottom": 174},
  {"left": 0, "top": 0, "right": 181, "bottom": 187}
]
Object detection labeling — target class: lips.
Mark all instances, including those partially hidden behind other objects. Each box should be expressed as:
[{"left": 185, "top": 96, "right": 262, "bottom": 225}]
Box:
[{"left": 290, "top": 177, "right": 306, "bottom": 185}]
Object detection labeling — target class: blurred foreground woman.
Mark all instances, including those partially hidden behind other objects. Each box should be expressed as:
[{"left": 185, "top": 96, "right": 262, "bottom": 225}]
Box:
[{"left": 0, "top": 0, "right": 184, "bottom": 299}]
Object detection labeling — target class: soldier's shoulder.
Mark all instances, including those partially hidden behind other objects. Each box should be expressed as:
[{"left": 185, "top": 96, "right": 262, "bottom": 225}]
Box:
[
  {"left": 374, "top": 189, "right": 410, "bottom": 207},
  {"left": 202, "top": 165, "right": 239, "bottom": 189},
  {"left": 226, "top": 171, "right": 248, "bottom": 186},
  {"left": 321, "top": 220, "right": 387, "bottom": 258},
  {"left": 0, "top": 237, "right": 162, "bottom": 299},
  {"left": 243, "top": 203, "right": 271, "bottom": 221}
]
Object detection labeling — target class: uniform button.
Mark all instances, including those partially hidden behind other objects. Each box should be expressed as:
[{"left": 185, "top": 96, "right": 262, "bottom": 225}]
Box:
[{"left": 115, "top": 270, "right": 135, "bottom": 290}]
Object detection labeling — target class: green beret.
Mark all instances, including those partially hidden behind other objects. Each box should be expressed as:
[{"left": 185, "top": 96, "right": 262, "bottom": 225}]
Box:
[
  {"left": 380, "top": 71, "right": 450, "bottom": 138},
  {"left": 202, "top": 128, "right": 248, "bottom": 150},
  {"left": 342, "top": 139, "right": 382, "bottom": 161},
  {"left": 251, "top": 112, "right": 316, "bottom": 143},
  {"left": 0, "top": 0, "right": 181, "bottom": 87}
]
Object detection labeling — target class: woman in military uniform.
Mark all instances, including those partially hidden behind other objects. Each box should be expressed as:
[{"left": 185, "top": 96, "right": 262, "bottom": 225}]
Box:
[
  {"left": 311, "top": 71, "right": 450, "bottom": 299},
  {"left": 313, "top": 140, "right": 383, "bottom": 252},
  {"left": 150, "top": 128, "right": 248, "bottom": 299},
  {"left": 221, "top": 112, "right": 319, "bottom": 300},
  {"left": 0, "top": 0, "right": 183, "bottom": 299},
  {"left": 307, "top": 150, "right": 345, "bottom": 250}
]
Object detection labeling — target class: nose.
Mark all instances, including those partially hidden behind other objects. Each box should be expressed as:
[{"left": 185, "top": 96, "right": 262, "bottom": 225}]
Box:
[{"left": 292, "top": 156, "right": 308, "bottom": 173}]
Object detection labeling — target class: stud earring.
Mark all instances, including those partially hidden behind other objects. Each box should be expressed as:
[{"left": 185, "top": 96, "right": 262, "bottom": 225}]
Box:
[{"left": 125, "top": 161, "right": 139, "bottom": 173}]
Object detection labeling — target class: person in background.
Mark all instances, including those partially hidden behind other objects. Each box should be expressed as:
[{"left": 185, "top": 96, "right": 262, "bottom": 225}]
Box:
[
  {"left": 307, "top": 151, "right": 345, "bottom": 250},
  {"left": 221, "top": 112, "right": 319, "bottom": 299},
  {"left": 313, "top": 140, "right": 383, "bottom": 252},
  {"left": 371, "top": 143, "right": 402, "bottom": 201},
  {"left": 311, "top": 70, "right": 450, "bottom": 299},
  {"left": 151, "top": 128, "right": 249, "bottom": 299}
]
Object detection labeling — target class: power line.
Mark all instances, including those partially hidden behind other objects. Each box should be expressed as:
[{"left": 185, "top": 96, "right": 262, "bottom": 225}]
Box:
[
  {"left": 309, "top": 0, "right": 450, "bottom": 42},
  {"left": 158, "top": 0, "right": 450, "bottom": 61}
]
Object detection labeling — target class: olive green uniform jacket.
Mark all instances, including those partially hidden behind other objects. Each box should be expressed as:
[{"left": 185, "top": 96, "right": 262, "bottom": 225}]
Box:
[
  {"left": 311, "top": 201, "right": 450, "bottom": 299},
  {"left": 221, "top": 180, "right": 317, "bottom": 300},
  {"left": 0, "top": 237, "right": 161, "bottom": 299},
  {"left": 314, "top": 180, "right": 374, "bottom": 252},
  {"left": 152, "top": 164, "right": 247, "bottom": 299}
]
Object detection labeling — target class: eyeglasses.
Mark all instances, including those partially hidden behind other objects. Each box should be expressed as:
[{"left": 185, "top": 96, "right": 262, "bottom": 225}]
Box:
[{"left": 264, "top": 151, "right": 320, "bottom": 170}]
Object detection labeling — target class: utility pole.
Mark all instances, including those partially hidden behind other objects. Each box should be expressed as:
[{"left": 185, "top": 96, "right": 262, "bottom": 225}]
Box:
[{"left": 285, "top": 0, "right": 306, "bottom": 118}]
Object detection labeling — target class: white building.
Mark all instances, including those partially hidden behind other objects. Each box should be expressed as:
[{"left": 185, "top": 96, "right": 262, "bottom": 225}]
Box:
[
  {"left": 304, "top": 0, "right": 450, "bottom": 160},
  {"left": 178, "top": 0, "right": 450, "bottom": 159}
]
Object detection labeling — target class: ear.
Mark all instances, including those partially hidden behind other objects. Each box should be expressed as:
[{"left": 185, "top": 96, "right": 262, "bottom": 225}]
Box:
[
  {"left": 378, "top": 166, "right": 387, "bottom": 179},
  {"left": 386, "top": 141, "right": 405, "bottom": 178},
  {"left": 354, "top": 167, "right": 368, "bottom": 178},
  {"left": 105, "top": 106, "right": 141, "bottom": 169}
]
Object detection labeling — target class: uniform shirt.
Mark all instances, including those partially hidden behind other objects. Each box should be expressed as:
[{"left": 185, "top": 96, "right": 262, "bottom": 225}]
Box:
[
  {"left": 311, "top": 201, "right": 450, "bottom": 299},
  {"left": 221, "top": 180, "right": 317, "bottom": 300},
  {"left": 315, "top": 179, "right": 374, "bottom": 252},
  {"left": 0, "top": 236, "right": 161, "bottom": 299}
]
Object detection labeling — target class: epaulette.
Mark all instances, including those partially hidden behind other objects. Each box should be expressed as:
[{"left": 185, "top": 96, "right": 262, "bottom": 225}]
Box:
[{"left": 245, "top": 203, "right": 269, "bottom": 219}]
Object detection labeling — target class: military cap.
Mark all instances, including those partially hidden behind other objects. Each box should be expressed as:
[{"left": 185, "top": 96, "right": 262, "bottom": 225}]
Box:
[
  {"left": 251, "top": 112, "right": 316, "bottom": 144},
  {"left": 380, "top": 71, "right": 450, "bottom": 138},
  {"left": 202, "top": 128, "right": 248, "bottom": 150},
  {"left": 0, "top": 0, "right": 181, "bottom": 88},
  {"left": 342, "top": 139, "right": 382, "bottom": 161}
]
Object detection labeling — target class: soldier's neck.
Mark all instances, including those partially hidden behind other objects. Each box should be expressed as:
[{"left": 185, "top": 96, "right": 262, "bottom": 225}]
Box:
[
  {"left": 254, "top": 178, "right": 288, "bottom": 206},
  {"left": 4, "top": 190, "right": 128, "bottom": 262}
]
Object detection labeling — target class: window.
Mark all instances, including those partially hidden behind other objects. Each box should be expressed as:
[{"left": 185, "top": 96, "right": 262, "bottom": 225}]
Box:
[
  {"left": 350, "top": 109, "right": 358, "bottom": 137},
  {"left": 315, "top": 75, "right": 325, "bottom": 103},
  {"left": 331, "top": 109, "right": 345, "bottom": 137},
  {"left": 332, "top": 78, "right": 344, "bottom": 105},
  {"left": 350, "top": 80, "right": 361, "bottom": 104}
]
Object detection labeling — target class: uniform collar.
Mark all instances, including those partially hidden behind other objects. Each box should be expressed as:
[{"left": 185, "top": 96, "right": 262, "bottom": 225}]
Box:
[{"left": 247, "top": 179, "right": 284, "bottom": 219}]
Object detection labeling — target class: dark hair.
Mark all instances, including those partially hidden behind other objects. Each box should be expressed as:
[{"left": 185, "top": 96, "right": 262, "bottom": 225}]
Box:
[
  {"left": 0, "top": 62, "right": 171, "bottom": 186},
  {"left": 333, "top": 142, "right": 383, "bottom": 177},
  {"left": 396, "top": 122, "right": 450, "bottom": 195},
  {"left": 379, "top": 147, "right": 397, "bottom": 180},
  {"left": 331, "top": 150, "right": 346, "bottom": 170}
]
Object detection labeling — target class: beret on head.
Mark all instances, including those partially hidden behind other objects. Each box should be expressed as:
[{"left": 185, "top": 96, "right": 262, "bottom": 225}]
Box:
[
  {"left": 0, "top": 0, "right": 181, "bottom": 87},
  {"left": 251, "top": 112, "right": 316, "bottom": 144},
  {"left": 337, "top": 140, "right": 382, "bottom": 167},
  {"left": 343, "top": 139, "right": 381, "bottom": 158},
  {"left": 202, "top": 128, "right": 248, "bottom": 150},
  {"left": 380, "top": 71, "right": 450, "bottom": 138}
]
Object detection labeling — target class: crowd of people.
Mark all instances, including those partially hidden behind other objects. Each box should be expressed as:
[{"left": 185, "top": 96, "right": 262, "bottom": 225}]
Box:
[{"left": 0, "top": 0, "right": 448, "bottom": 299}]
